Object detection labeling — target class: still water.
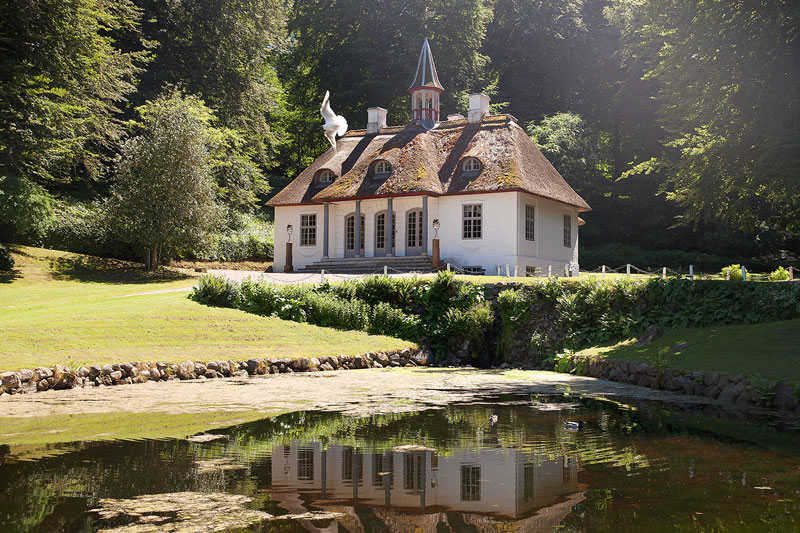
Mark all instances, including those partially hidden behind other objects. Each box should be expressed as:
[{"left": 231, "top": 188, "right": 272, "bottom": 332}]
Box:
[{"left": 1, "top": 394, "right": 799, "bottom": 532}]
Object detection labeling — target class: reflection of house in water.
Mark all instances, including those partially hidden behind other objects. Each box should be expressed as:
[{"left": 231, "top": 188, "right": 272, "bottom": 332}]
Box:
[{"left": 271, "top": 442, "right": 583, "bottom": 521}]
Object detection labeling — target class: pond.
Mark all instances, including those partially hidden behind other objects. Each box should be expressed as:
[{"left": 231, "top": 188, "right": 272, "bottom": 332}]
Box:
[{"left": 1, "top": 393, "right": 799, "bottom": 532}]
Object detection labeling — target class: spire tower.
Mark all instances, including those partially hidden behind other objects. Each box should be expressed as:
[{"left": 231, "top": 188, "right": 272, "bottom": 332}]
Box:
[{"left": 409, "top": 38, "right": 443, "bottom": 129}]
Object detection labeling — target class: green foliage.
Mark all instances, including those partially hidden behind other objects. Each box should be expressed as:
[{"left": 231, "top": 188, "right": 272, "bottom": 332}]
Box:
[
  {"left": 0, "top": 246, "right": 14, "bottom": 272},
  {"left": 0, "top": 175, "right": 54, "bottom": 243},
  {"left": 498, "top": 277, "right": 800, "bottom": 359},
  {"left": 0, "top": 0, "right": 146, "bottom": 184},
  {"left": 768, "top": 267, "right": 791, "bottom": 282},
  {"left": 190, "top": 276, "right": 242, "bottom": 308},
  {"left": 195, "top": 215, "right": 274, "bottom": 261},
  {"left": 721, "top": 264, "right": 743, "bottom": 282},
  {"left": 107, "top": 90, "right": 221, "bottom": 269}
]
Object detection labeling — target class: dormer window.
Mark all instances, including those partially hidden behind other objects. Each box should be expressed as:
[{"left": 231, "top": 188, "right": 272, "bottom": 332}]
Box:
[
  {"left": 315, "top": 168, "right": 336, "bottom": 185},
  {"left": 374, "top": 160, "right": 392, "bottom": 177},
  {"left": 462, "top": 157, "right": 482, "bottom": 173}
]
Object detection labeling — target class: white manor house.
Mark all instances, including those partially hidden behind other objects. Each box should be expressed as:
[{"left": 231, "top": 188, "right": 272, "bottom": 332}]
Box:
[{"left": 268, "top": 39, "right": 590, "bottom": 275}]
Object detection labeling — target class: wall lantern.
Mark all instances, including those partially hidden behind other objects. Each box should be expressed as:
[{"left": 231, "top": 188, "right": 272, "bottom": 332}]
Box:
[
  {"left": 432, "top": 218, "right": 440, "bottom": 239},
  {"left": 286, "top": 224, "right": 293, "bottom": 242}
]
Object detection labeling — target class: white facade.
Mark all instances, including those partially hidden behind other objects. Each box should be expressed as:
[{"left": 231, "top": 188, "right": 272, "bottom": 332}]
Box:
[{"left": 273, "top": 191, "right": 580, "bottom": 276}]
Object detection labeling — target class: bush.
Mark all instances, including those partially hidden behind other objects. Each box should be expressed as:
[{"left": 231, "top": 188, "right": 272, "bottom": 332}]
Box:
[
  {"left": 581, "top": 243, "right": 737, "bottom": 271},
  {"left": 190, "top": 275, "right": 242, "bottom": 308},
  {"left": 195, "top": 215, "right": 274, "bottom": 261},
  {"left": 721, "top": 264, "right": 743, "bottom": 281},
  {"left": 769, "top": 266, "right": 791, "bottom": 281},
  {"left": 0, "top": 246, "right": 14, "bottom": 271},
  {"left": 41, "top": 201, "right": 113, "bottom": 257}
]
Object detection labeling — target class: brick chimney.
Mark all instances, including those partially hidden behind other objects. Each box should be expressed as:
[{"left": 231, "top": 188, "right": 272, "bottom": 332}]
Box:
[
  {"left": 468, "top": 94, "right": 490, "bottom": 123},
  {"left": 367, "top": 107, "right": 387, "bottom": 134}
]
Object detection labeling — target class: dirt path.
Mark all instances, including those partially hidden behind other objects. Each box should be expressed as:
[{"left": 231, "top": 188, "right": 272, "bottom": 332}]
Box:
[{"left": 0, "top": 367, "right": 739, "bottom": 420}]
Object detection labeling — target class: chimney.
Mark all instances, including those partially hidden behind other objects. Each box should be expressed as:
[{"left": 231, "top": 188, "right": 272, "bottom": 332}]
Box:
[
  {"left": 367, "top": 107, "right": 387, "bottom": 134},
  {"left": 468, "top": 94, "right": 490, "bottom": 123}
]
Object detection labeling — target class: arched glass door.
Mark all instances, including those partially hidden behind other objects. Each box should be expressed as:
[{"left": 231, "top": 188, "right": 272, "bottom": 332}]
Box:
[
  {"left": 374, "top": 211, "right": 396, "bottom": 257},
  {"left": 344, "top": 214, "right": 365, "bottom": 258},
  {"left": 406, "top": 209, "right": 423, "bottom": 256}
]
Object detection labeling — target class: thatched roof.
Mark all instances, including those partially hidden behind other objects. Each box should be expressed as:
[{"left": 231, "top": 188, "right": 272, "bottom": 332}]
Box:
[{"left": 267, "top": 114, "right": 590, "bottom": 212}]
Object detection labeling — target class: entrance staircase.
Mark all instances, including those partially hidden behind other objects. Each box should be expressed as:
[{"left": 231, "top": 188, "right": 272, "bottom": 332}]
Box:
[{"left": 295, "top": 256, "right": 434, "bottom": 274}]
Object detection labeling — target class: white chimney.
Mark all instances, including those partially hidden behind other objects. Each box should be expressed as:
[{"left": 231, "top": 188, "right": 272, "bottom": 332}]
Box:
[
  {"left": 468, "top": 93, "right": 490, "bottom": 123},
  {"left": 367, "top": 107, "right": 387, "bottom": 134}
]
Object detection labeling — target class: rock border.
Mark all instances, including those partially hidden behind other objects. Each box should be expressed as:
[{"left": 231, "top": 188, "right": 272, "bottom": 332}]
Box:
[
  {"left": 0, "top": 347, "right": 429, "bottom": 396},
  {"left": 557, "top": 354, "right": 800, "bottom": 413}
]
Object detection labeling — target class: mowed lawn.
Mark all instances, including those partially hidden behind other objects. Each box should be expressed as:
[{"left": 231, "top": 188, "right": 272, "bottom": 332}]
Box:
[
  {"left": 577, "top": 319, "right": 800, "bottom": 385},
  {"left": 0, "top": 246, "right": 413, "bottom": 371}
]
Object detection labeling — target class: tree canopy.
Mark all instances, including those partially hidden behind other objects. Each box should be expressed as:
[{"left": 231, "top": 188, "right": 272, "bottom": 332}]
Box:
[{"left": 1, "top": 0, "right": 798, "bottom": 261}]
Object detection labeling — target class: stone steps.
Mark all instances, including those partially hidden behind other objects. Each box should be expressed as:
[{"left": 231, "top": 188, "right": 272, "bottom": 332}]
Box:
[{"left": 296, "top": 256, "right": 435, "bottom": 274}]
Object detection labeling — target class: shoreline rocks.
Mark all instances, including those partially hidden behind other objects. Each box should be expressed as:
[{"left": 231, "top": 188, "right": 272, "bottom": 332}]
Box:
[
  {"left": 0, "top": 346, "right": 431, "bottom": 397},
  {"left": 555, "top": 353, "right": 800, "bottom": 413}
]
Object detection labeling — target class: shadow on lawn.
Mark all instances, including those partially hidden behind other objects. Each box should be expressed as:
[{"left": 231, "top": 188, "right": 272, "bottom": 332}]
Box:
[
  {"left": 49, "top": 255, "right": 193, "bottom": 284},
  {"left": 0, "top": 269, "right": 22, "bottom": 284}
]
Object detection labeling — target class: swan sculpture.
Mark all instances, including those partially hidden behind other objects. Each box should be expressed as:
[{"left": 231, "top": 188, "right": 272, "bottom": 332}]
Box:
[{"left": 320, "top": 91, "right": 348, "bottom": 150}]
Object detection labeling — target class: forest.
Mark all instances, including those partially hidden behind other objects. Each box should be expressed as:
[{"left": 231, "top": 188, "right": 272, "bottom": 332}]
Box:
[{"left": 1, "top": 0, "right": 798, "bottom": 269}]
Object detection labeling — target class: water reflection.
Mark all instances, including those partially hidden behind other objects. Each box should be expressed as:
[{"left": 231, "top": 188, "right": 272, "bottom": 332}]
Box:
[
  {"left": 270, "top": 443, "right": 580, "bottom": 520},
  {"left": 0, "top": 395, "right": 799, "bottom": 532}
]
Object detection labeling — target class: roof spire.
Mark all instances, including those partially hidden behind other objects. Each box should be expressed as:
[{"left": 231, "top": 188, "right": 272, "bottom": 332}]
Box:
[{"left": 409, "top": 38, "right": 443, "bottom": 91}]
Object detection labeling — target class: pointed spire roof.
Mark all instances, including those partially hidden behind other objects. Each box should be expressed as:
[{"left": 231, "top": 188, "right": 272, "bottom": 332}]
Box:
[{"left": 409, "top": 38, "right": 443, "bottom": 91}]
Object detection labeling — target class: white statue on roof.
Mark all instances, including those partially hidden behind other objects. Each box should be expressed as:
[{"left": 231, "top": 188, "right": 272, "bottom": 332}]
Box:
[{"left": 320, "top": 91, "right": 348, "bottom": 150}]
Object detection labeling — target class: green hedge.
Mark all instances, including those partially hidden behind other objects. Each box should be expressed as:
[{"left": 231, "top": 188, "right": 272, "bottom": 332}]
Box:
[
  {"left": 497, "top": 277, "right": 800, "bottom": 359},
  {"left": 190, "top": 272, "right": 493, "bottom": 359}
]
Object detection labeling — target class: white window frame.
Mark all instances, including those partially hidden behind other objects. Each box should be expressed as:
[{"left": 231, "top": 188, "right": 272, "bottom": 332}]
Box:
[
  {"left": 374, "top": 160, "right": 392, "bottom": 177},
  {"left": 462, "top": 157, "right": 481, "bottom": 172},
  {"left": 525, "top": 204, "right": 535, "bottom": 241},
  {"left": 300, "top": 213, "right": 317, "bottom": 247},
  {"left": 462, "top": 203, "right": 483, "bottom": 240},
  {"left": 318, "top": 169, "right": 335, "bottom": 184},
  {"left": 563, "top": 214, "right": 572, "bottom": 248}
]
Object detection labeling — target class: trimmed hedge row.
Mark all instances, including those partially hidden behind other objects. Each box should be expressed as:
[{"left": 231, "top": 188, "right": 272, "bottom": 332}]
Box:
[
  {"left": 497, "top": 277, "right": 800, "bottom": 360},
  {"left": 190, "top": 272, "right": 494, "bottom": 359}
]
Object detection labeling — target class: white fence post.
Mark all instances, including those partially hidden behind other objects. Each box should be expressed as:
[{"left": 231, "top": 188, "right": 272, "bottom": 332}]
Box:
[
  {"left": 742, "top": 265, "right": 747, "bottom": 281},
  {"left": 505, "top": 264, "right": 510, "bottom": 277},
  {"left": 626, "top": 264, "right": 631, "bottom": 276},
  {"left": 384, "top": 265, "right": 388, "bottom": 276},
  {"left": 447, "top": 263, "right": 451, "bottom": 272},
  {"left": 321, "top": 269, "right": 326, "bottom": 283},
  {"left": 548, "top": 264, "right": 552, "bottom": 278},
  {"left": 514, "top": 265, "right": 519, "bottom": 277},
  {"left": 689, "top": 264, "right": 694, "bottom": 280},
  {"left": 602, "top": 265, "right": 606, "bottom": 278},
  {"left": 662, "top": 266, "right": 667, "bottom": 280}
]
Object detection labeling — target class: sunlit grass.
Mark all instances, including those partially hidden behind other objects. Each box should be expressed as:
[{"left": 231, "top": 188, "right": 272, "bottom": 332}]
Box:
[
  {"left": 577, "top": 319, "right": 800, "bottom": 385},
  {"left": 0, "top": 246, "right": 414, "bottom": 370}
]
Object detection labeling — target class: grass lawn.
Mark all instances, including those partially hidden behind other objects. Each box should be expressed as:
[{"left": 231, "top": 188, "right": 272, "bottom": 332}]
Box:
[
  {"left": 0, "top": 246, "right": 413, "bottom": 371},
  {"left": 576, "top": 319, "right": 800, "bottom": 385}
]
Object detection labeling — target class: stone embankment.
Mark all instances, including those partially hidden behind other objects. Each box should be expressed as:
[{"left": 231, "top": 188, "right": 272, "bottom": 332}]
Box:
[
  {"left": 0, "top": 347, "right": 428, "bottom": 396},
  {"left": 557, "top": 354, "right": 800, "bottom": 413}
]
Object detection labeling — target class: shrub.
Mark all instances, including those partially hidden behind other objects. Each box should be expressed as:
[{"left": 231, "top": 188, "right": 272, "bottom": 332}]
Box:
[
  {"left": 0, "top": 246, "right": 14, "bottom": 271},
  {"left": 195, "top": 215, "right": 274, "bottom": 261},
  {"left": 190, "top": 275, "right": 241, "bottom": 308},
  {"left": 369, "top": 301, "right": 420, "bottom": 339},
  {"left": 721, "top": 264, "right": 743, "bottom": 281},
  {"left": 768, "top": 266, "right": 791, "bottom": 281}
]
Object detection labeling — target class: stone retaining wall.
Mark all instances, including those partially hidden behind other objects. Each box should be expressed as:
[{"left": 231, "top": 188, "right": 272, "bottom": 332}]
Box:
[
  {"left": 558, "top": 354, "right": 800, "bottom": 413},
  {"left": 0, "top": 347, "right": 429, "bottom": 396}
]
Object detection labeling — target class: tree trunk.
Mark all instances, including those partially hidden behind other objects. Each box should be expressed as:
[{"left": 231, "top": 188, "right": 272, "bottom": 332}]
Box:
[
  {"left": 150, "top": 248, "right": 158, "bottom": 271},
  {"left": 144, "top": 248, "right": 151, "bottom": 271}
]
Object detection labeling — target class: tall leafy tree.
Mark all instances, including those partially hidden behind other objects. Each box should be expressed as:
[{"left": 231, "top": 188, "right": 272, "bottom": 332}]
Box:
[
  {"left": 0, "top": 0, "right": 146, "bottom": 184},
  {"left": 135, "top": 0, "right": 288, "bottom": 178},
  {"left": 608, "top": 0, "right": 800, "bottom": 234},
  {"left": 108, "top": 90, "right": 220, "bottom": 270}
]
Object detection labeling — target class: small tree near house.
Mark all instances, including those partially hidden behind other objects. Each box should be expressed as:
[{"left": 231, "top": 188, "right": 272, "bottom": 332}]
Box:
[{"left": 109, "top": 90, "right": 220, "bottom": 270}]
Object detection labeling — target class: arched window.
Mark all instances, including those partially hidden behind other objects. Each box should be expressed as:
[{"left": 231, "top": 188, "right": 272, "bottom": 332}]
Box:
[
  {"left": 315, "top": 169, "right": 335, "bottom": 184},
  {"left": 374, "top": 160, "right": 392, "bottom": 176},
  {"left": 318, "top": 169, "right": 335, "bottom": 183},
  {"left": 461, "top": 157, "right": 482, "bottom": 173}
]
